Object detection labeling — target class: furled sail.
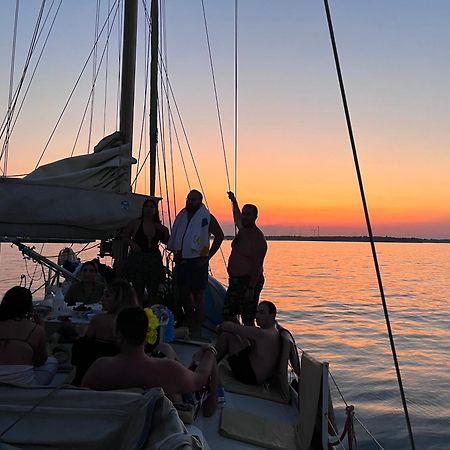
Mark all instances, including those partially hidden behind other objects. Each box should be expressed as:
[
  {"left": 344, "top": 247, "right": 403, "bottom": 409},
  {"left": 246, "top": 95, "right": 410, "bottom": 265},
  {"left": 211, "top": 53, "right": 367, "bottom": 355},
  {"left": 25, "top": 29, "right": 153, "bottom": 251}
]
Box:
[{"left": 0, "top": 132, "right": 149, "bottom": 242}]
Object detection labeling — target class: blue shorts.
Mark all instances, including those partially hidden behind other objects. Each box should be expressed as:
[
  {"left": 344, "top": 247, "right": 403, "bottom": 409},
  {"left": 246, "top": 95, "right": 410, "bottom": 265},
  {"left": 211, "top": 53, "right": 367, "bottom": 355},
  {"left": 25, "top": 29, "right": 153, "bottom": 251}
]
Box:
[{"left": 175, "top": 257, "right": 209, "bottom": 292}]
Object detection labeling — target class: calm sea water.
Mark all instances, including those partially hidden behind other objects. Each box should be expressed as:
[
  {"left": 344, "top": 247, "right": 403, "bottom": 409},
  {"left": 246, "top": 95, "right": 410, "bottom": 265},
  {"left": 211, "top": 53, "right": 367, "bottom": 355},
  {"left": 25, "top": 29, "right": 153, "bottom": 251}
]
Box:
[{"left": 1, "top": 240, "right": 449, "bottom": 449}]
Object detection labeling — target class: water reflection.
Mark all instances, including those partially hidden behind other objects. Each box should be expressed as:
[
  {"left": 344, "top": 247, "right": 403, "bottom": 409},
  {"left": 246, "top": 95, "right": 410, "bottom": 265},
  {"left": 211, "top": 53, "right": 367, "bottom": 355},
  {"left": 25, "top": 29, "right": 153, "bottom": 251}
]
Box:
[{"left": 211, "top": 241, "right": 450, "bottom": 449}]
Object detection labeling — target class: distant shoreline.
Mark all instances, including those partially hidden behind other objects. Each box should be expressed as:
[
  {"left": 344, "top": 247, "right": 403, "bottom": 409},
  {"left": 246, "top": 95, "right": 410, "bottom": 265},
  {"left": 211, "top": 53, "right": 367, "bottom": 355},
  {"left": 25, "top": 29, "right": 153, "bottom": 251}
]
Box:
[{"left": 224, "top": 235, "right": 450, "bottom": 244}]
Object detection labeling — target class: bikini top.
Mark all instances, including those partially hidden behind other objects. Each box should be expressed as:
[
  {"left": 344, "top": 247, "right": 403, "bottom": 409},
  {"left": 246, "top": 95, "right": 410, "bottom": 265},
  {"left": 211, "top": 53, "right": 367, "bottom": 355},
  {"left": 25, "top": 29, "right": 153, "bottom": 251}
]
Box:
[
  {"left": 0, "top": 322, "right": 37, "bottom": 351},
  {"left": 134, "top": 221, "right": 164, "bottom": 253}
]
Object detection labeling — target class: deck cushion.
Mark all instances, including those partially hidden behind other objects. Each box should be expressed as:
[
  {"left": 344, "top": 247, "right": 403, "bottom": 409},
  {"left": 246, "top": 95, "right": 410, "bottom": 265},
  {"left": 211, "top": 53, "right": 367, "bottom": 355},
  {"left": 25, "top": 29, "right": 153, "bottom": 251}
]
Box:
[{"left": 220, "top": 407, "right": 297, "bottom": 450}]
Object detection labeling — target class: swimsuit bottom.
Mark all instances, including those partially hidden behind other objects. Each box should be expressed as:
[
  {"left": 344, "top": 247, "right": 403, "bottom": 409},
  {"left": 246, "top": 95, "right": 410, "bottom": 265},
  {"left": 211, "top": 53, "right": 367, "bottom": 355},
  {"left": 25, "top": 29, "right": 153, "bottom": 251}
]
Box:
[{"left": 227, "top": 346, "right": 257, "bottom": 385}]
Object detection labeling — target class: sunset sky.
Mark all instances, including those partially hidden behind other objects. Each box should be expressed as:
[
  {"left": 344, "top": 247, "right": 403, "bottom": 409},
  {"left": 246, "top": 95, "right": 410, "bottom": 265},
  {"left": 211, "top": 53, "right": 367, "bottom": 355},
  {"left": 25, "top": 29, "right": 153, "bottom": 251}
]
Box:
[{"left": 1, "top": 1, "right": 449, "bottom": 238}]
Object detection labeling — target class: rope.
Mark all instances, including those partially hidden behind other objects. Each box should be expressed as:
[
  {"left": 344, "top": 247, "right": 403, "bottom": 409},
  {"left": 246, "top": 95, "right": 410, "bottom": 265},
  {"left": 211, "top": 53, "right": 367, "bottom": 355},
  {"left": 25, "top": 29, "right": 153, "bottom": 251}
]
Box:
[
  {"left": 35, "top": 0, "right": 119, "bottom": 168},
  {"left": 87, "top": 0, "right": 102, "bottom": 153},
  {"left": 323, "top": 2, "right": 415, "bottom": 449},
  {"left": 103, "top": 0, "right": 111, "bottom": 136},
  {"left": 297, "top": 344, "right": 384, "bottom": 449},
  {"left": 0, "top": 0, "right": 48, "bottom": 172},
  {"left": 160, "top": 0, "right": 178, "bottom": 216},
  {"left": 201, "top": 0, "right": 231, "bottom": 191},
  {"left": 70, "top": 2, "right": 119, "bottom": 157},
  {"left": 158, "top": 0, "right": 173, "bottom": 229},
  {"left": 329, "top": 405, "right": 354, "bottom": 449},
  {"left": 0, "top": 0, "right": 46, "bottom": 141},
  {"left": 132, "top": 60, "right": 190, "bottom": 190},
  {"left": 2, "top": 0, "right": 20, "bottom": 176},
  {"left": 0, "top": 0, "right": 63, "bottom": 166},
  {"left": 133, "top": 11, "right": 151, "bottom": 192},
  {"left": 234, "top": 0, "right": 238, "bottom": 197},
  {"left": 158, "top": 89, "right": 173, "bottom": 229},
  {"left": 115, "top": 0, "right": 123, "bottom": 130},
  {"left": 140, "top": 2, "right": 227, "bottom": 268}
]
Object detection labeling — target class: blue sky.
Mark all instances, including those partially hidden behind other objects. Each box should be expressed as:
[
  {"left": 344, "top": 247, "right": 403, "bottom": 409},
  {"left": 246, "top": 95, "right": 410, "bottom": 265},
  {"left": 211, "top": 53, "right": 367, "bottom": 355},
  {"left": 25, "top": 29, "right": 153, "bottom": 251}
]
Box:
[{"left": 1, "top": 1, "right": 449, "bottom": 237}]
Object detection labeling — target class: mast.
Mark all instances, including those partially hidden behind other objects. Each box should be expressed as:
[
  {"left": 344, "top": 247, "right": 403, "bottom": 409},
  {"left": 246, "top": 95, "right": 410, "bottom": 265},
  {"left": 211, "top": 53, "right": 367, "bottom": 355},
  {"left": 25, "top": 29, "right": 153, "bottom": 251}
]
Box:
[
  {"left": 149, "top": 0, "right": 158, "bottom": 196},
  {"left": 119, "top": 0, "right": 138, "bottom": 184}
]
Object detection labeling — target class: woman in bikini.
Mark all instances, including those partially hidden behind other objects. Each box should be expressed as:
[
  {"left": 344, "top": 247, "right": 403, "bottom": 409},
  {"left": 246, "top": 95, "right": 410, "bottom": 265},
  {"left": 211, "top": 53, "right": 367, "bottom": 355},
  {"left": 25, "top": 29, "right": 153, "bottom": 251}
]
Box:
[
  {"left": 122, "top": 198, "right": 169, "bottom": 306},
  {"left": 0, "top": 286, "right": 58, "bottom": 385}
]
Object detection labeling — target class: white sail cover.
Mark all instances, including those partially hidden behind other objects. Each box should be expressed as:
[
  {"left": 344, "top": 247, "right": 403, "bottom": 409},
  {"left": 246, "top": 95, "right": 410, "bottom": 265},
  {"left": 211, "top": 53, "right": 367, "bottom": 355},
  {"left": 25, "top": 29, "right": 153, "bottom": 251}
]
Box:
[
  {"left": 0, "top": 132, "right": 151, "bottom": 242},
  {"left": 0, "top": 385, "right": 195, "bottom": 449},
  {"left": 24, "top": 132, "right": 134, "bottom": 193}
]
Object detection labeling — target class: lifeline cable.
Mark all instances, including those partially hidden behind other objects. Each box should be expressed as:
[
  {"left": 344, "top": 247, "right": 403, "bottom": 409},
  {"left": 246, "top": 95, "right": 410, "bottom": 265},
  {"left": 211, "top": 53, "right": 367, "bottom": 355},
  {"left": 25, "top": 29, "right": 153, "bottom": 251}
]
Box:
[{"left": 323, "top": 1, "right": 415, "bottom": 448}]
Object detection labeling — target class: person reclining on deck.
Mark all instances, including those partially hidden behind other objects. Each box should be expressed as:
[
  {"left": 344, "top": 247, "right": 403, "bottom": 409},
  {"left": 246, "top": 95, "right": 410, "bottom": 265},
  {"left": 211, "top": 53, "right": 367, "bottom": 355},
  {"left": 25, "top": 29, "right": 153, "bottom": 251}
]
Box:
[
  {"left": 82, "top": 307, "right": 218, "bottom": 417},
  {"left": 215, "top": 300, "right": 280, "bottom": 385},
  {"left": 0, "top": 286, "right": 58, "bottom": 385}
]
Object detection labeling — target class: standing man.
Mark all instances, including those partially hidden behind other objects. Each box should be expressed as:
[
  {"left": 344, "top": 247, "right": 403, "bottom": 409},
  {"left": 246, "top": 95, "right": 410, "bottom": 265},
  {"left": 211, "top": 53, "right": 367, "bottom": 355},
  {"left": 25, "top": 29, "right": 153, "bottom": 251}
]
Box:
[
  {"left": 167, "top": 189, "right": 224, "bottom": 336},
  {"left": 223, "top": 192, "right": 267, "bottom": 326}
]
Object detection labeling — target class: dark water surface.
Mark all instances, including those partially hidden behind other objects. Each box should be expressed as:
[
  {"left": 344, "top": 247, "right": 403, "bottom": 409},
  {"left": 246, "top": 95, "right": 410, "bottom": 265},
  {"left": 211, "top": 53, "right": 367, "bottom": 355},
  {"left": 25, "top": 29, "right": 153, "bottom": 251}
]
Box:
[
  {"left": 1, "top": 240, "right": 449, "bottom": 449},
  {"left": 211, "top": 241, "right": 450, "bottom": 450}
]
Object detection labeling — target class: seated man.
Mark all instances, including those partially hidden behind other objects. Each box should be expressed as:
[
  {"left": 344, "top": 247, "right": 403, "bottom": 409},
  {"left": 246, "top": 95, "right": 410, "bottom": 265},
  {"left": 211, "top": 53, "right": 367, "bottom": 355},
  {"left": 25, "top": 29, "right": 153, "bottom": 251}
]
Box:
[
  {"left": 215, "top": 300, "right": 280, "bottom": 385},
  {"left": 82, "top": 307, "right": 217, "bottom": 417}
]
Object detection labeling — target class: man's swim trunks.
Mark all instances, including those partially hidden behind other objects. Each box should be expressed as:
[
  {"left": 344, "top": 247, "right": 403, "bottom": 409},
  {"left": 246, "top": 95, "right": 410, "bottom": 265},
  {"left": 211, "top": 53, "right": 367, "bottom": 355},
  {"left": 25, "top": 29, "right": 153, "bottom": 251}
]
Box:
[
  {"left": 227, "top": 346, "right": 257, "bottom": 385},
  {"left": 222, "top": 274, "right": 264, "bottom": 323}
]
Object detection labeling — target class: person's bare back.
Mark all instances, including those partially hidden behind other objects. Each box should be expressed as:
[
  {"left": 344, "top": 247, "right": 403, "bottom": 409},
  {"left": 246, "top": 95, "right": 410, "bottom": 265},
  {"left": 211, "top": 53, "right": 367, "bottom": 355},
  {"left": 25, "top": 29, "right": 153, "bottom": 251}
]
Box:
[{"left": 82, "top": 307, "right": 217, "bottom": 415}]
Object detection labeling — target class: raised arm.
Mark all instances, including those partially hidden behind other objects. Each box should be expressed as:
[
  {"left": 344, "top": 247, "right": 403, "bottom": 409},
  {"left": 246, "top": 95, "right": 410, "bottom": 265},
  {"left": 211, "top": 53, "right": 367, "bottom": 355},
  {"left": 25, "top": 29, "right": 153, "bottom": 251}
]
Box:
[
  {"left": 227, "top": 191, "right": 242, "bottom": 230},
  {"left": 208, "top": 214, "right": 224, "bottom": 259}
]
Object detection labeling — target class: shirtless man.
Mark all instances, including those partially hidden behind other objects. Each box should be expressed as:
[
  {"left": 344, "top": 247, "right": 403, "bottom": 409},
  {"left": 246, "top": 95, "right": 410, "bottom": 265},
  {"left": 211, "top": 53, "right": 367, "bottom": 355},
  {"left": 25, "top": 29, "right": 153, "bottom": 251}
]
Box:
[
  {"left": 222, "top": 192, "right": 267, "bottom": 326},
  {"left": 167, "top": 189, "right": 224, "bottom": 335},
  {"left": 82, "top": 307, "right": 218, "bottom": 416},
  {"left": 215, "top": 301, "right": 280, "bottom": 385}
]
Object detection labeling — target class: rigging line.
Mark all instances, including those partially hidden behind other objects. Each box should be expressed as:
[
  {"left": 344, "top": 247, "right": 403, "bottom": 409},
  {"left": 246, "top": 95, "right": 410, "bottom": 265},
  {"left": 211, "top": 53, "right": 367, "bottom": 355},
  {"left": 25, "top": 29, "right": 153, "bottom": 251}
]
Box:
[
  {"left": 35, "top": 0, "right": 119, "bottom": 169},
  {"left": 158, "top": 0, "right": 173, "bottom": 229},
  {"left": 3, "top": 0, "right": 20, "bottom": 176},
  {"left": 161, "top": 0, "right": 177, "bottom": 216},
  {"left": 30, "top": 243, "right": 46, "bottom": 289},
  {"left": 30, "top": 280, "right": 46, "bottom": 295},
  {"left": 158, "top": 61, "right": 207, "bottom": 202},
  {"left": 0, "top": 0, "right": 63, "bottom": 164},
  {"left": 234, "top": 0, "right": 238, "bottom": 198},
  {"left": 0, "top": 0, "right": 48, "bottom": 169},
  {"left": 142, "top": 5, "right": 226, "bottom": 268},
  {"left": 295, "top": 343, "right": 383, "bottom": 449},
  {"left": 200, "top": 0, "right": 231, "bottom": 191},
  {"left": 157, "top": 84, "right": 173, "bottom": 229},
  {"left": 115, "top": 0, "right": 123, "bottom": 130},
  {"left": 132, "top": 73, "right": 190, "bottom": 190},
  {"left": 75, "top": 243, "right": 98, "bottom": 255},
  {"left": 323, "top": 2, "right": 415, "bottom": 449},
  {"left": 327, "top": 416, "right": 347, "bottom": 450},
  {"left": 296, "top": 346, "right": 383, "bottom": 449},
  {"left": 87, "top": 0, "right": 102, "bottom": 153},
  {"left": 132, "top": 9, "right": 151, "bottom": 193},
  {"left": 143, "top": 0, "right": 178, "bottom": 214},
  {"left": 141, "top": 4, "right": 199, "bottom": 192},
  {"left": 0, "top": 0, "right": 48, "bottom": 142},
  {"left": 70, "top": 5, "right": 120, "bottom": 157},
  {"left": 103, "top": 0, "right": 111, "bottom": 136}
]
